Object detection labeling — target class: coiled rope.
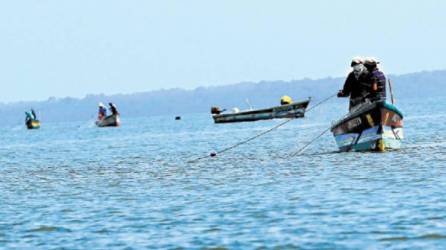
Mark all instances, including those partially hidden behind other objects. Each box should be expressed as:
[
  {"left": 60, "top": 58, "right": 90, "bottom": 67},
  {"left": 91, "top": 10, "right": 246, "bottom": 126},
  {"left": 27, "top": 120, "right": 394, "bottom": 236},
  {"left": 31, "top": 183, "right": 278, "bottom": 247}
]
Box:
[{"left": 188, "top": 93, "right": 337, "bottom": 163}]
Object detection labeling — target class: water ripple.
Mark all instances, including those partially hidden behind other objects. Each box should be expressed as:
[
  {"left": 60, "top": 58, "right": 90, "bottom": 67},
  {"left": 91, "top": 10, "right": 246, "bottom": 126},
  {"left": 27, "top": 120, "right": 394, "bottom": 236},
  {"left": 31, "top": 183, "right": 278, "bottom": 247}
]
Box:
[{"left": 1, "top": 97, "right": 446, "bottom": 249}]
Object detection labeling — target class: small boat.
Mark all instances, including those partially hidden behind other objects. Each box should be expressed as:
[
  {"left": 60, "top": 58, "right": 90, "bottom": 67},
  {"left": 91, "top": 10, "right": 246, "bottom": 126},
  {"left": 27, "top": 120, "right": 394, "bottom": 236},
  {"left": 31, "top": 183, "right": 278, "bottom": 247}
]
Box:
[
  {"left": 26, "top": 119, "right": 40, "bottom": 129},
  {"left": 25, "top": 109, "right": 40, "bottom": 129},
  {"left": 211, "top": 98, "right": 311, "bottom": 124},
  {"left": 330, "top": 100, "right": 403, "bottom": 152},
  {"left": 96, "top": 102, "right": 120, "bottom": 127},
  {"left": 96, "top": 114, "right": 120, "bottom": 127}
]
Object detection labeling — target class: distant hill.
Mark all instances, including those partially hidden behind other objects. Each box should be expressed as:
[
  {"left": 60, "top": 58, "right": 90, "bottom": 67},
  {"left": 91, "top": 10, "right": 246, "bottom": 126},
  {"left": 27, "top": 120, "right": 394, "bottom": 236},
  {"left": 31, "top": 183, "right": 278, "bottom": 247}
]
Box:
[{"left": 1, "top": 70, "right": 445, "bottom": 126}]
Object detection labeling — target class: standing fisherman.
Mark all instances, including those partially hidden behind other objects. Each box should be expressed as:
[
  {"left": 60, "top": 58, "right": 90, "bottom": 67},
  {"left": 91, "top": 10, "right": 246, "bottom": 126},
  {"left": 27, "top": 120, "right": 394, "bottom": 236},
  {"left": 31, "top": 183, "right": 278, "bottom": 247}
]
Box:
[
  {"left": 109, "top": 102, "right": 119, "bottom": 116},
  {"left": 31, "top": 109, "right": 37, "bottom": 120},
  {"left": 337, "top": 57, "right": 367, "bottom": 110},
  {"left": 98, "top": 102, "right": 107, "bottom": 120},
  {"left": 363, "top": 57, "right": 386, "bottom": 102},
  {"left": 25, "top": 111, "right": 33, "bottom": 123}
]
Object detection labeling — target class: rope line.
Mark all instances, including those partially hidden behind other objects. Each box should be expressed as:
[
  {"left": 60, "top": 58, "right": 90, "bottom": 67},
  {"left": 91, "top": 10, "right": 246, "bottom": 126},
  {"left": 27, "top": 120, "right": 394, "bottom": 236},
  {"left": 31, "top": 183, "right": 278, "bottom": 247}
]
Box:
[
  {"left": 288, "top": 127, "right": 331, "bottom": 157},
  {"left": 305, "top": 93, "right": 337, "bottom": 113},
  {"left": 187, "top": 118, "right": 293, "bottom": 163},
  {"left": 188, "top": 93, "right": 337, "bottom": 163}
]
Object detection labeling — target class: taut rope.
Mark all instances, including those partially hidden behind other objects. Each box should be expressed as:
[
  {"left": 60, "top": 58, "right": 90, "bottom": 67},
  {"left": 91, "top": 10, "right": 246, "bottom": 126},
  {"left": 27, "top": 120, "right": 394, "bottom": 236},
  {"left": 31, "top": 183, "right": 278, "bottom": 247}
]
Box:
[{"left": 188, "top": 93, "right": 337, "bottom": 163}]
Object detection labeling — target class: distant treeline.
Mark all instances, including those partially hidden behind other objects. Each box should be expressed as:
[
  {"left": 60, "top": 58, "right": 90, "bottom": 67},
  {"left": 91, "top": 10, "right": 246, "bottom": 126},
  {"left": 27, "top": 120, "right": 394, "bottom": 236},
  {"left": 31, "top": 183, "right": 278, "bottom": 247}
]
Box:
[{"left": 1, "top": 70, "right": 445, "bottom": 125}]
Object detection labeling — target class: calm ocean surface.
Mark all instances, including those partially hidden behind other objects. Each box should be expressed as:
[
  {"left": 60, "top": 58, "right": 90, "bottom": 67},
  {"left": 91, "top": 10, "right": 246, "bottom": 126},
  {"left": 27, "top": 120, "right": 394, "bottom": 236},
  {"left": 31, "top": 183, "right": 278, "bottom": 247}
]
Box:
[{"left": 1, "top": 96, "right": 446, "bottom": 249}]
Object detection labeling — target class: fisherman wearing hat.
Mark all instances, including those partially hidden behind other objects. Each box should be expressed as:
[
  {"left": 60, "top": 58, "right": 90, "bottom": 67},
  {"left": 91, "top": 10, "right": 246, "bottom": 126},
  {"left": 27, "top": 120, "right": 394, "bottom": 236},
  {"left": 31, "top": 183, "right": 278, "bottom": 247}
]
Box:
[
  {"left": 98, "top": 102, "right": 107, "bottom": 120},
  {"left": 337, "top": 57, "right": 368, "bottom": 110},
  {"left": 363, "top": 57, "right": 386, "bottom": 102},
  {"left": 109, "top": 102, "right": 119, "bottom": 116}
]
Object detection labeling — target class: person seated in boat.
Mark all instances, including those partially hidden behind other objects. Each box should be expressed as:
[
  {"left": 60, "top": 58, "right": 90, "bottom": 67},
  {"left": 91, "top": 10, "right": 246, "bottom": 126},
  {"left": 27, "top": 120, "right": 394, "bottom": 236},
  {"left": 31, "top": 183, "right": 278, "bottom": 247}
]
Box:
[
  {"left": 109, "top": 102, "right": 119, "bottom": 115},
  {"left": 98, "top": 102, "right": 107, "bottom": 120},
  {"left": 362, "top": 57, "right": 386, "bottom": 102},
  {"left": 337, "top": 57, "right": 368, "bottom": 110}
]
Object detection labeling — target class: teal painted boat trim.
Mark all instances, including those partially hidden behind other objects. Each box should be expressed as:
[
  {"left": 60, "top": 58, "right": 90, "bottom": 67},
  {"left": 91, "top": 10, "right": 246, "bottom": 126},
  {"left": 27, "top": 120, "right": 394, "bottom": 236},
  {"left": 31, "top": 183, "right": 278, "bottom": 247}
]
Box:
[{"left": 382, "top": 102, "right": 404, "bottom": 118}]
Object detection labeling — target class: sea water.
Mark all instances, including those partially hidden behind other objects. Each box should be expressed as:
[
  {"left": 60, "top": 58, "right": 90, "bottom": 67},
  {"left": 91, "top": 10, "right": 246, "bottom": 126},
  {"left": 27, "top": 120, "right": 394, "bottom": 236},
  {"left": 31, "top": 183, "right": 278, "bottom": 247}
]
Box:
[{"left": 1, "top": 96, "right": 446, "bottom": 249}]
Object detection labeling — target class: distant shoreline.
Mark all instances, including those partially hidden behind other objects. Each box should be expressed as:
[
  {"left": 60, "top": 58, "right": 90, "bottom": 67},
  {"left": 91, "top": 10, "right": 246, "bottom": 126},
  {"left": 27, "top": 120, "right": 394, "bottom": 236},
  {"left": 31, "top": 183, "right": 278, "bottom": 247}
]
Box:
[{"left": 1, "top": 70, "right": 445, "bottom": 125}]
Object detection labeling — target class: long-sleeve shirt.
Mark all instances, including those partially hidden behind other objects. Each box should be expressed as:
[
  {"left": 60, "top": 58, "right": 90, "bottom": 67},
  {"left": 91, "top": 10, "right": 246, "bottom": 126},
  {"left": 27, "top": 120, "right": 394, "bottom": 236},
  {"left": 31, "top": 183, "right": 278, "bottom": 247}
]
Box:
[
  {"left": 367, "top": 69, "right": 386, "bottom": 101},
  {"left": 341, "top": 71, "right": 364, "bottom": 100}
]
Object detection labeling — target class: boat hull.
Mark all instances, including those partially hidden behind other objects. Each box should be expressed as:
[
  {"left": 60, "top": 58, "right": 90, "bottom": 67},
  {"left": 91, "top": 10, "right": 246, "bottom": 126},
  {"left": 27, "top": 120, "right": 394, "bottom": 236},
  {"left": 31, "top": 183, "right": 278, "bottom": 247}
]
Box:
[
  {"left": 26, "top": 120, "right": 40, "bottom": 129},
  {"left": 212, "top": 99, "right": 310, "bottom": 124},
  {"left": 331, "top": 101, "right": 403, "bottom": 152},
  {"left": 96, "top": 114, "right": 120, "bottom": 127}
]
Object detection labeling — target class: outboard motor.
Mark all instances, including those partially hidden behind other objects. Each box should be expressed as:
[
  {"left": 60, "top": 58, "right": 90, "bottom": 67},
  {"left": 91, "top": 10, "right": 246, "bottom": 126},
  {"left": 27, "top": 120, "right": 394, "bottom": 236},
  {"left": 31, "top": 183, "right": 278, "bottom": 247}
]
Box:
[{"left": 211, "top": 107, "right": 222, "bottom": 115}]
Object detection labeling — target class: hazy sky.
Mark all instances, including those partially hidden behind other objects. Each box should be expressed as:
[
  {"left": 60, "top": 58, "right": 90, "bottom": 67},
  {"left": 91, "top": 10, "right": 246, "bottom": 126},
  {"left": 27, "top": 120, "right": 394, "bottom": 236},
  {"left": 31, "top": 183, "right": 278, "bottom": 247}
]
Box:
[{"left": 1, "top": 0, "right": 445, "bottom": 102}]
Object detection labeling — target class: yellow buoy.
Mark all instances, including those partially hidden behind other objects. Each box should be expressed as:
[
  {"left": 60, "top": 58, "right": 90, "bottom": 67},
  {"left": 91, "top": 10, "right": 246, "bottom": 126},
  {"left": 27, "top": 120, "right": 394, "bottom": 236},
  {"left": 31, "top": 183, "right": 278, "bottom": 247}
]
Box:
[{"left": 280, "top": 95, "right": 293, "bottom": 105}]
